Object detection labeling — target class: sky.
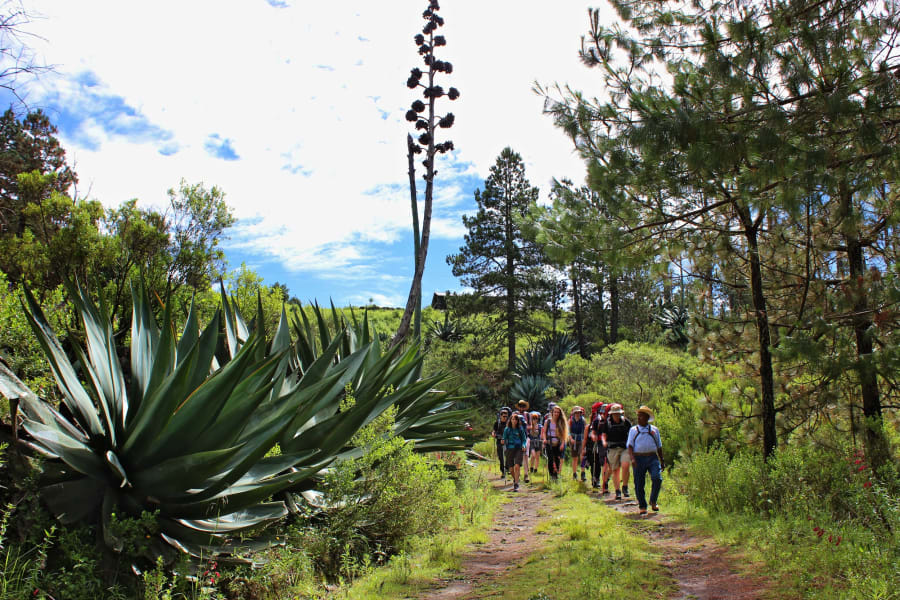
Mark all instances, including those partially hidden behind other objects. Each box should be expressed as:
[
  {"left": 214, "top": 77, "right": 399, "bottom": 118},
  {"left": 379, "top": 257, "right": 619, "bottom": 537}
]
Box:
[{"left": 6, "top": 1, "right": 615, "bottom": 307}]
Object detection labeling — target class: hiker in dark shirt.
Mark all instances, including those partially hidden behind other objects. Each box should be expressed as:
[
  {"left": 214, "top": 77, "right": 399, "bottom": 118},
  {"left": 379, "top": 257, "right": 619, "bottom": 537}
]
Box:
[
  {"left": 588, "top": 403, "right": 608, "bottom": 490},
  {"left": 601, "top": 403, "right": 632, "bottom": 500},
  {"left": 491, "top": 407, "right": 511, "bottom": 479},
  {"left": 569, "top": 406, "right": 587, "bottom": 481}
]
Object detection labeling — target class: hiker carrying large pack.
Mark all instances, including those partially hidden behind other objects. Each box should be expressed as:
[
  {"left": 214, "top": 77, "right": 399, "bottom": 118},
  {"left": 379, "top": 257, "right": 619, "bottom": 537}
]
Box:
[
  {"left": 542, "top": 404, "right": 569, "bottom": 480},
  {"left": 492, "top": 407, "right": 511, "bottom": 479},
  {"left": 602, "top": 403, "right": 632, "bottom": 500}
]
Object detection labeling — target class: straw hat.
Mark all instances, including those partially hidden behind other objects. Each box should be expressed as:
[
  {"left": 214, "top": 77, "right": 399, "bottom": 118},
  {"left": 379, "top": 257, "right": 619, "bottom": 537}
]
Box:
[
  {"left": 516, "top": 399, "right": 530, "bottom": 410},
  {"left": 636, "top": 405, "right": 655, "bottom": 422},
  {"left": 609, "top": 403, "right": 625, "bottom": 415}
]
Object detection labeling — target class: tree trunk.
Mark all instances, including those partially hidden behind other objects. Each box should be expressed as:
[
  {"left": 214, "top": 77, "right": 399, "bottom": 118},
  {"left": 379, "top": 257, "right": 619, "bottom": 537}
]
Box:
[
  {"left": 572, "top": 265, "right": 587, "bottom": 358},
  {"left": 609, "top": 272, "right": 619, "bottom": 345},
  {"left": 739, "top": 207, "right": 777, "bottom": 459},
  {"left": 839, "top": 182, "right": 887, "bottom": 467},
  {"left": 505, "top": 186, "right": 516, "bottom": 373}
]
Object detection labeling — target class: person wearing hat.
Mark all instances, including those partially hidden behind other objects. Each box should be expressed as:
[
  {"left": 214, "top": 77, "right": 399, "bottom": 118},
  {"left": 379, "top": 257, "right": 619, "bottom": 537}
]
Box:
[
  {"left": 626, "top": 405, "right": 665, "bottom": 515},
  {"left": 492, "top": 407, "right": 511, "bottom": 479},
  {"left": 568, "top": 406, "right": 587, "bottom": 481},
  {"left": 601, "top": 403, "right": 632, "bottom": 500}
]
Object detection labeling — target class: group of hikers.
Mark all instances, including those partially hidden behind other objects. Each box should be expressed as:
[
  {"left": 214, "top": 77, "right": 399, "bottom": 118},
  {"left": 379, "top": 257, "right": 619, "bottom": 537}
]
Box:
[{"left": 491, "top": 399, "right": 665, "bottom": 515}]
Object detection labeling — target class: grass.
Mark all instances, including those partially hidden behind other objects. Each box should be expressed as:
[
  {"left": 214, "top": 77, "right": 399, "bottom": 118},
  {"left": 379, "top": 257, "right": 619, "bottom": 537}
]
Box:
[
  {"left": 336, "top": 464, "right": 504, "bottom": 600},
  {"left": 665, "top": 486, "right": 900, "bottom": 600},
  {"left": 464, "top": 476, "right": 674, "bottom": 600}
]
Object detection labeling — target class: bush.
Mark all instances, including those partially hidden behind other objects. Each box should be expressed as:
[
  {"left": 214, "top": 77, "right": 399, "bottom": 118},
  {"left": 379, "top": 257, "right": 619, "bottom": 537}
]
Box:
[{"left": 310, "top": 406, "right": 456, "bottom": 579}]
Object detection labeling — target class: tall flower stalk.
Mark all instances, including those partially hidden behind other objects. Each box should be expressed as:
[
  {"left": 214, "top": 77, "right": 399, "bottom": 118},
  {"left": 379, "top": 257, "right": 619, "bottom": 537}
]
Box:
[{"left": 393, "top": 0, "right": 458, "bottom": 347}]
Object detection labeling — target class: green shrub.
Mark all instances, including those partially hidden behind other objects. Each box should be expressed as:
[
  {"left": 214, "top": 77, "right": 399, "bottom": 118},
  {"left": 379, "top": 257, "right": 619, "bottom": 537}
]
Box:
[{"left": 310, "top": 406, "right": 457, "bottom": 579}]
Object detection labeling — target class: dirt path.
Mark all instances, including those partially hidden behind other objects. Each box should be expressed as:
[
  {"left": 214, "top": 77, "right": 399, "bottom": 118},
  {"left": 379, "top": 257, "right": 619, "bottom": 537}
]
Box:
[
  {"left": 422, "top": 475, "right": 550, "bottom": 600},
  {"left": 601, "top": 494, "right": 770, "bottom": 600},
  {"left": 419, "top": 471, "right": 770, "bottom": 600}
]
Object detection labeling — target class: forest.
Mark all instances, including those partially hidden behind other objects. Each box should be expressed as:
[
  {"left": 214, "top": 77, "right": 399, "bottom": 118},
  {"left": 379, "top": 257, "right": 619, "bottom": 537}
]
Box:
[{"left": 0, "top": 0, "right": 898, "bottom": 598}]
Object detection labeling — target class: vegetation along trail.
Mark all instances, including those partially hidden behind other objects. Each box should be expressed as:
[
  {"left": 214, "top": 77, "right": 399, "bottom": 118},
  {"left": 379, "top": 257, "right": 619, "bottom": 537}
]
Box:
[{"left": 419, "top": 470, "right": 771, "bottom": 600}]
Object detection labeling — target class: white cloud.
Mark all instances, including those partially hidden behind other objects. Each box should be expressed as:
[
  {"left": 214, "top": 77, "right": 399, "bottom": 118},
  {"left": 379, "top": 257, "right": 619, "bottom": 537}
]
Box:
[{"left": 18, "top": 0, "right": 614, "bottom": 281}]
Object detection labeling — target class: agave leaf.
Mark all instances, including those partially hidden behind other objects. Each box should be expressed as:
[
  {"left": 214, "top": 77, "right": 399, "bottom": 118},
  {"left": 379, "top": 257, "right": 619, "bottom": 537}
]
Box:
[
  {"left": 42, "top": 476, "right": 104, "bottom": 523},
  {"left": 23, "top": 420, "right": 107, "bottom": 480},
  {"left": 20, "top": 287, "right": 104, "bottom": 437},
  {"left": 176, "top": 296, "right": 200, "bottom": 367},
  {"left": 129, "top": 283, "right": 160, "bottom": 413},
  {"left": 66, "top": 282, "right": 127, "bottom": 438},
  {"left": 131, "top": 445, "right": 246, "bottom": 497}
]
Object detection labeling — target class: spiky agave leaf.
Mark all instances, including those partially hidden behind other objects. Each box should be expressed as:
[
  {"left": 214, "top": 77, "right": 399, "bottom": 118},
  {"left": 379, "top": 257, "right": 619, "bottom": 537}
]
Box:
[{"left": 8, "top": 281, "right": 392, "bottom": 559}]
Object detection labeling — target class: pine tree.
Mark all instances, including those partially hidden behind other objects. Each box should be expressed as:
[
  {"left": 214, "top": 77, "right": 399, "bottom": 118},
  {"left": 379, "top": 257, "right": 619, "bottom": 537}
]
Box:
[{"left": 447, "top": 147, "right": 545, "bottom": 372}]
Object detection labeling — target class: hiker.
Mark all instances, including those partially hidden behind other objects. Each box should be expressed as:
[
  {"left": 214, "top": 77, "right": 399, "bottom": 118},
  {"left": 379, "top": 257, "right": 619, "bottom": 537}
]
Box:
[
  {"left": 501, "top": 412, "right": 528, "bottom": 491},
  {"left": 514, "top": 400, "right": 531, "bottom": 481},
  {"left": 588, "top": 402, "right": 607, "bottom": 489},
  {"left": 541, "top": 401, "right": 557, "bottom": 460},
  {"left": 542, "top": 404, "right": 569, "bottom": 480},
  {"left": 527, "top": 411, "right": 542, "bottom": 477},
  {"left": 602, "top": 403, "right": 632, "bottom": 500},
  {"left": 627, "top": 405, "right": 665, "bottom": 515},
  {"left": 569, "top": 406, "right": 587, "bottom": 481},
  {"left": 492, "top": 407, "right": 511, "bottom": 479}
]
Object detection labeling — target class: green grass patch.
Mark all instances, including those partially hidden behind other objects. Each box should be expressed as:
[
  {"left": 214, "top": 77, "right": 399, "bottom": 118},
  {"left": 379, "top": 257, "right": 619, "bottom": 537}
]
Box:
[
  {"left": 339, "top": 464, "right": 504, "bottom": 600},
  {"left": 468, "top": 481, "right": 675, "bottom": 600},
  {"left": 666, "top": 488, "right": 900, "bottom": 599}
]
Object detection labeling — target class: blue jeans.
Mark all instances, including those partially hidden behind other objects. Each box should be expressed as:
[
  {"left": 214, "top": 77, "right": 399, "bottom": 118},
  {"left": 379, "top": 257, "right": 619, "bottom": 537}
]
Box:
[{"left": 632, "top": 455, "right": 662, "bottom": 509}]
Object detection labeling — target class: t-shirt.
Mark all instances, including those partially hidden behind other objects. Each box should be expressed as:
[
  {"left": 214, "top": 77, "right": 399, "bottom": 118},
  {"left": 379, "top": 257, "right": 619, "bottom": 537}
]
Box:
[
  {"left": 570, "top": 416, "right": 586, "bottom": 440},
  {"left": 603, "top": 417, "right": 632, "bottom": 447},
  {"left": 493, "top": 418, "right": 508, "bottom": 438},
  {"left": 626, "top": 424, "right": 662, "bottom": 454}
]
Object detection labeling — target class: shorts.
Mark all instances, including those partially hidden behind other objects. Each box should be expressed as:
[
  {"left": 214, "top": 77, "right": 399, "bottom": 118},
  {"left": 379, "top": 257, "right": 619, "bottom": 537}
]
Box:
[
  {"left": 607, "top": 446, "right": 630, "bottom": 469},
  {"left": 505, "top": 448, "right": 525, "bottom": 467},
  {"left": 529, "top": 438, "right": 542, "bottom": 453}
]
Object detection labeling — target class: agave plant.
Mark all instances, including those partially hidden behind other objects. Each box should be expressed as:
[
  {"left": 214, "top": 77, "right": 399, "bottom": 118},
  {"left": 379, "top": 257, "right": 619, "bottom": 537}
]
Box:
[
  {"left": 427, "top": 312, "right": 464, "bottom": 343},
  {"left": 653, "top": 303, "right": 690, "bottom": 348},
  {"left": 509, "top": 375, "right": 552, "bottom": 412},
  {"left": 513, "top": 333, "right": 577, "bottom": 379},
  {"left": 3, "top": 282, "right": 397, "bottom": 558},
  {"left": 289, "top": 303, "right": 475, "bottom": 453}
]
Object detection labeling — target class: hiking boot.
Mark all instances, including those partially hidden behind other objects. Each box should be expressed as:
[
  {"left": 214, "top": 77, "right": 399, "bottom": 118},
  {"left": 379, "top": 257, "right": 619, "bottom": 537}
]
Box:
[
  {"left": 524, "top": 475, "right": 530, "bottom": 483},
  {"left": 602, "top": 485, "right": 609, "bottom": 495},
  {"left": 592, "top": 482, "right": 600, "bottom": 489},
  {"left": 623, "top": 485, "right": 630, "bottom": 497},
  {"left": 573, "top": 473, "right": 578, "bottom": 480},
  {"left": 615, "top": 489, "right": 622, "bottom": 500},
  {"left": 580, "top": 471, "right": 586, "bottom": 482},
  {"left": 652, "top": 504, "right": 660, "bottom": 512},
  {"left": 513, "top": 483, "right": 519, "bottom": 491}
]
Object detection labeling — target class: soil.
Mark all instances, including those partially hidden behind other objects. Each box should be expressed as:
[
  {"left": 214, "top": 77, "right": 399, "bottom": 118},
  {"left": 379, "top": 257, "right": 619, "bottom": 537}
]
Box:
[
  {"left": 602, "top": 493, "right": 771, "bottom": 600},
  {"left": 420, "top": 472, "right": 771, "bottom": 600},
  {"left": 422, "top": 474, "right": 549, "bottom": 600}
]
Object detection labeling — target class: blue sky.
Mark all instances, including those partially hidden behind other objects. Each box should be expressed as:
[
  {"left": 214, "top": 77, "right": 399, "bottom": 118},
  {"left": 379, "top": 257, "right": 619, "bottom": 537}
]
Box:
[{"left": 6, "top": 1, "right": 611, "bottom": 306}]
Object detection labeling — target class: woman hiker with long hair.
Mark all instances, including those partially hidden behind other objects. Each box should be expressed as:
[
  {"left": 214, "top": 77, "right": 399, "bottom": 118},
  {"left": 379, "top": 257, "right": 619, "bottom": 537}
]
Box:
[
  {"left": 502, "top": 412, "right": 528, "bottom": 491},
  {"left": 542, "top": 404, "right": 569, "bottom": 481},
  {"left": 527, "top": 410, "right": 542, "bottom": 477}
]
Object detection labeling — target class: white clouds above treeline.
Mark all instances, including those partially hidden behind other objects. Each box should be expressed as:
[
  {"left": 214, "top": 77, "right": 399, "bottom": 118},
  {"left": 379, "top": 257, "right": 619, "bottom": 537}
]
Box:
[{"left": 10, "top": 0, "right": 614, "bottom": 303}]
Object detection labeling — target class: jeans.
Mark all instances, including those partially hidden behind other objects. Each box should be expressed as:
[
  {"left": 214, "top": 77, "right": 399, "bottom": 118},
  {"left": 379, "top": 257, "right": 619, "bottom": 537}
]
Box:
[
  {"left": 632, "top": 454, "right": 662, "bottom": 509},
  {"left": 496, "top": 438, "right": 506, "bottom": 474}
]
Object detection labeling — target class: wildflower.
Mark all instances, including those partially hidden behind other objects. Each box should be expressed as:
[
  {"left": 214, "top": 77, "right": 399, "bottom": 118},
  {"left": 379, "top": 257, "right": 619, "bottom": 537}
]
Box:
[
  {"left": 817, "top": 530, "right": 824, "bottom": 537},
  {"left": 813, "top": 526, "right": 819, "bottom": 531},
  {"left": 836, "top": 536, "right": 842, "bottom": 546},
  {"left": 863, "top": 481, "right": 872, "bottom": 488},
  {"left": 857, "top": 465, "right": 866, "bottom": 472},
  {"left": 854, "top": 459, "right": 862, "bottom": 464},
  {"left": 828, "top": 535, "right": 832, "bottom": 542}
]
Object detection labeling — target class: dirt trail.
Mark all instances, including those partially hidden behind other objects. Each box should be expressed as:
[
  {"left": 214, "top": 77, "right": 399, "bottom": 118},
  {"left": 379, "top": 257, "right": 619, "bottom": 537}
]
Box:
[
  {"left": 420, "top": 470, "right": 769, "bottom": 600},
  {"left": 602, "top": 494, "right": 770, "bottom": 600},
  {"left": 422, "top": 476, "right": 550, "bottom": 600}
]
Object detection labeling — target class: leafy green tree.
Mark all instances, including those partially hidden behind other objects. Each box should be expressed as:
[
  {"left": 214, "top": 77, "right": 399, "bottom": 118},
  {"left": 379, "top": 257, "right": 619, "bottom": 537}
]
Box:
[
  {"left": 0, "top": 108, "right": 77, "bottom": 236},
  {"left": 447, "top": 147, "right": 546, "bottom": 372},
  {"left": 539, "top": 0, "right": 900, "bottom": 460}
]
